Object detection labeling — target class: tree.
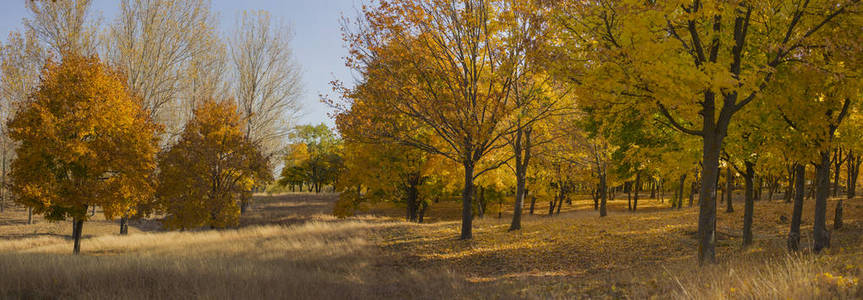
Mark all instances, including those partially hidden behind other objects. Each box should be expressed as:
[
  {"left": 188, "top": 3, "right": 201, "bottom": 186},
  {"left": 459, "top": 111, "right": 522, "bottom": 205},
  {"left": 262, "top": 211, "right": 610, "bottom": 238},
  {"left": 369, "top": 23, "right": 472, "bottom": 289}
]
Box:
[
  {"left": 8, "top": 54, "right": 159, "bottom": 254},
  {"left": 340, "top": 0, "right": 528, "bottom": 240},
  {"left": 157, "top": 99, "right": 272, "bottom": 230},
  {"left": 231, "top": 10, "right": 302, "bottom": 158},
  {"left": 107, "top": 0, "right": 224, "bottom": 136},
  {"left": 553, "top": 0, "right": 862, "bottom": 264},
  {"left": 278, "top": 124, "right": 342, "bottom": 194},
  {"left": 24, "top": 0, "right": 98, "bottom": 56}
]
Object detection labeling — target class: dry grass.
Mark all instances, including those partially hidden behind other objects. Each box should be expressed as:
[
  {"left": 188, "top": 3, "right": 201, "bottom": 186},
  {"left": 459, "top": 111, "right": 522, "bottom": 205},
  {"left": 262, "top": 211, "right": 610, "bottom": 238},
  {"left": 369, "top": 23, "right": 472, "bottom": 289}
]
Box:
[{"left": 0, "top": 193, "right": 860, "bottom": 299}]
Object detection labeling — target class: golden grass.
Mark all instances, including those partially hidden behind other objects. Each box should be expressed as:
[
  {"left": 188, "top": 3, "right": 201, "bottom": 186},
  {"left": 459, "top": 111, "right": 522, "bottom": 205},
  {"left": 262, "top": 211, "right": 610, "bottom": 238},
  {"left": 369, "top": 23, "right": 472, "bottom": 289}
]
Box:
[{"left": 0, "top": 192, "right": 860, "bottom": 299}]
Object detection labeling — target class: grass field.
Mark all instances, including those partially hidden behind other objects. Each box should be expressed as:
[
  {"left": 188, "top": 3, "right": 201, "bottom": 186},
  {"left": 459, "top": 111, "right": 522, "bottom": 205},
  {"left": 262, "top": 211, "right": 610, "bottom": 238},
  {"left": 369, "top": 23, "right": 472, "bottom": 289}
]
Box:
[{"left": 0, "top": 193, "right": 860, "bottom": 299}]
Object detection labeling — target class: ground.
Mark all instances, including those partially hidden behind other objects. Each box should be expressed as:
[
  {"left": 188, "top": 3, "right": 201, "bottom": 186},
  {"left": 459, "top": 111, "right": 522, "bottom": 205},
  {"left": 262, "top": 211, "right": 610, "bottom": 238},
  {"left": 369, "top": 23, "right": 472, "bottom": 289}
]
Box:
[{"left": 0, "top": 193, "right": 860, "bottom": 299}]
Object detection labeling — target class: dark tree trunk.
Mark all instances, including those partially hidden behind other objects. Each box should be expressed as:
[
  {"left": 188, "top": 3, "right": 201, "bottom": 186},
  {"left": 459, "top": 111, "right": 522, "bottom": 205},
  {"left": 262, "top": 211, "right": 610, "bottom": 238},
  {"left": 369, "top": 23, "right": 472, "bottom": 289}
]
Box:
[
  {"left": 697, "top": 132, "right": 723, "bottom": 265},
  {"left": 555, "top": 190, "right": 564, "bottom": 215},
  {"left": 626, "top": 181, "right": 632, "bottom": 211},
  {"left": 510, "top": 139, "right": 527, "bottom": 230},
  {"left": 677, "top": 174, "right": 687, "bottom": 210},
  {"left": 72, "top": 217, "right": 84, "bottom": 254},
  {"left": 742, "top": 161, "right": 755, "bottom": 247},
  {"left": 847, "top": 152, "right": 861, "bottom": 199},
  {"left": 418, "top": 201, "right": 428, "bottom": 223},
  {"left": 788, "top": 164, "right": 805, "bottom": 251},
  {"left": 548, "top": 196, "right": 556, "bottom": 216},
  {"left": 599, "top": 173, "right": 607, "bottom": 217},
  {"left": 592, "top": 187, "right": 599, "bottom": 210},
  {"left": 528, "top": 191, "right": 536, "bottom": 215},
  {"left": 725, "top": 167, "right": 734, "bottom": 213},
  {"left": 633, "top": 172, "right": 641, "bottom": 211},
  {"left": 813, "top": 151, "right": 832, "bottom": 252},
  {"left": 833, "top": 149, "right": 843, "bottom": 198},
  {"left": 27, "top": 207, "right": 33, "bottom": 225},
  {"left": 460, "top": 162, "right": 474, "bottom": 240},
  {"left": 119, "top": 216, "right": 129, "bottom": 235},
  {"left": 406, "top": 177, "right": 419, "bottom": 222},
  {"left": 834, "top": 199, "right": 843, "bottom": 230},
  {"left": 785, "top": 165, "right": 795, "bottom": 203}
]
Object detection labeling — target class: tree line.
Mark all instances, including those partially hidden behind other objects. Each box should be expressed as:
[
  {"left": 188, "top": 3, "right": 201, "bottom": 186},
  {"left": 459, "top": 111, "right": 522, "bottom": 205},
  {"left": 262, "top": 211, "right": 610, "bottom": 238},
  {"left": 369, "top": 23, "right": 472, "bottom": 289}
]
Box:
[
  {"left": 0, "top": 0, "right": 301, "bottom": 253},
  {"left": 328, "top": 0, "right": 863, "bottom": 265}
]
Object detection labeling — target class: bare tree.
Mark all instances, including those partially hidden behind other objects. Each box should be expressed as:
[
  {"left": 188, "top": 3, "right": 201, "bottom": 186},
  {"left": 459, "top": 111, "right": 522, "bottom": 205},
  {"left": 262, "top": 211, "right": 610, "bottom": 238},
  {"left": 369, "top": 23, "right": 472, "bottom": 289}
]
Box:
[
  {"left": 107, "top": 0, "right": 223, "bottom": 137},
  {"left": 24, "top": 0, "right": 98, "bottom": 56},
  {"left": 230, "top": 10, "right": 302, "bottom": 159}
]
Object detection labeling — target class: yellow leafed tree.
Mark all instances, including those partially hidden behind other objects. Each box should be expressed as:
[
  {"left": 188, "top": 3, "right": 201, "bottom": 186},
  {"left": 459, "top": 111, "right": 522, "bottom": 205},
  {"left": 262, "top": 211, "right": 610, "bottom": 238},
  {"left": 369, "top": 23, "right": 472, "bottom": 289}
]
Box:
[
  {"left": 156, "top": 99, "right": 272, "bottom": 230},
  {"left": 7, "top": 53, "right": 160, "bottom": 254}
]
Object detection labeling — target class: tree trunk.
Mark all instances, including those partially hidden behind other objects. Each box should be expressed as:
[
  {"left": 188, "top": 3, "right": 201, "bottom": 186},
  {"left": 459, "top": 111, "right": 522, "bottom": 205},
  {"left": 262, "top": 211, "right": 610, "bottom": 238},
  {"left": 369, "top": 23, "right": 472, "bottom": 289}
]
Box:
[
  {"left": 785, "top": 165, "right": 795, "bottom": 203},
  {"left": 725, "top": 167, "right": 734, "bottom": 213},
  {"left": 510, "top": 143, "right": 527, "bottom": 230},
  {"left": 406, "top": 178, "right": 419, "bottom": 222},
  {"left": 676, "top": 174, "right": 686, "bottom": 209},
  {"left": 460, "top": 162, "right": 474, "bottom": 240},
  {"left": 697, "top": 132, "right": 722, "bottom": 265},
  {"left": 833, "top": 149, "right": 842, "bottom": 198},
  {"left": 528, "top": 190, "right": 536, "bottom": 215},
  {"left": 418, "top": 201, "right": 428, "bottom": 223},
  {"left": 742, "top": 161, "right": 755, "bottom": 247},
  {"left": 627, "top": 181, "right": 632, "bottom": 211},
  {"left": 633, "top": 172, "right": 640, "bottom": 211},
  {"left": 555, "top": 190, "right": 564, "bottom": 215},
  {"left": 788, "top": 163, "right": 806, "bottom": 251},
  {"left": 27, "top": 207, "right": 33, "bottom": 225},
  {"left": 599, "top": 172, "right": 607, "bottom": 217},
  {"left": 834, "top": 199, "right": 843, "bottom": 230},
  {"left": 847, "top": 152, "right": 860, "bottom": 199},
  {"left": 119, "top": 216, "right": 129, "bottom": 235},
  {"left": 72, "top": 217, "right": 84, "bottom": 254},
  {"left": 813, "top": 151, "right": 831, "bottom": 252}
]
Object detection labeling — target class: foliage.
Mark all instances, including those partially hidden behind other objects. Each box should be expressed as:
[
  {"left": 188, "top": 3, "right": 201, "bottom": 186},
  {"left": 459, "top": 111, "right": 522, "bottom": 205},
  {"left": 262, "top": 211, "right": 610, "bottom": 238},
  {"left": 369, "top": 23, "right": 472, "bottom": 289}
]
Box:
[
  {"left": 8, "top": 53, "right": 159, "bottom": 222},
  {"left": 156, "top": 99, "right": 272, "bottom": 229}
]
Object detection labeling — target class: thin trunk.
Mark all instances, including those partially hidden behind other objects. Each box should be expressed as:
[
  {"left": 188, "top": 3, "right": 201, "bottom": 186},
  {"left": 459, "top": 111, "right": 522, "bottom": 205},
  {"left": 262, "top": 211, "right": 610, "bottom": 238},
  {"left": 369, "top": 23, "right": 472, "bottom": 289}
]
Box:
[
  {"left": 418, "top": 201, "right": 428, "bottom": 223},
  {"left": 460, "top": 162, "right": 474, "bottom": 240},
  {"left": 833, "top": 149, "right": 842, "bottom": 197},
  {"left": 72, "top": 217, "right": 84, "bottom": 254},
  {"left": 848, "top": 152, "right": 861, "bottom": 199},
  {"left": 633, "top": 172, "right": 641, "bottom": 211},
  {"left": 813, "top": 151, "right": 831, "bottom": 252},
  {"left": 27, "top": 207, "right": 33, "bottom": 224},
  {"left": 119, "top": 216, "right": 128, "bottom": 235},
  {"left": 788, "top": 163, "right": 805, "bottom": 251},
  {"left": 726, "top": 167, "right": 734, "bottom": 213},
  {"left": 834, "top": 199, "right": 843, "bottom": 230},
  {"left": 599, "top": 172, "right": 607, "bottom": 217},
  {"left": 627, "top": 181, "right": 632, "bottom": 211},
  {"left": 742, "top": 161, "right": 755, "bottom": 247},
  {"left": 509, "top": 128, "right": 528, "bottom": 230},
  {"left": 555, "top": 189, "right": 564, "bottom": 215},
  {"left": 677, "top": 174, "right": 687, "bottom": 210}
]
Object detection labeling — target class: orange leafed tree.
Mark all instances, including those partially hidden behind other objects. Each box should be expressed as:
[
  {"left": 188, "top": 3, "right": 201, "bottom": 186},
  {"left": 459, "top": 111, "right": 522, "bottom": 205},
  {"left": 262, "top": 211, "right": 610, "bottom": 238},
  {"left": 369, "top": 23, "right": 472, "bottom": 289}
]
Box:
[
  {"left": 8, "top": 53, "right": 159, "bottom": 254},
  {"left": 156, "top": 99, "right": 272, "bottom": 230}
]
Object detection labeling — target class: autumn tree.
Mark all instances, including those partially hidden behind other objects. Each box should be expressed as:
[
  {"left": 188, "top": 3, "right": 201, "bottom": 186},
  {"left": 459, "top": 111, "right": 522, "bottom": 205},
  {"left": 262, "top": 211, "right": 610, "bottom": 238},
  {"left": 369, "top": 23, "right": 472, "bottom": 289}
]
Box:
[
  {"left": 340, "top": 0, "right": 526, "bottom": 240},
  {"left": 278, "top": 124, "right": 342, "bottom": 194},
  {"left": 553, "top": 0, "right": 863, "bottom": 264},
  {"left": 8, "top": 54, "right": 159, "bottom": 254},
  {"left": 156, "top": 99, "right": 272, "bottom": 230}
]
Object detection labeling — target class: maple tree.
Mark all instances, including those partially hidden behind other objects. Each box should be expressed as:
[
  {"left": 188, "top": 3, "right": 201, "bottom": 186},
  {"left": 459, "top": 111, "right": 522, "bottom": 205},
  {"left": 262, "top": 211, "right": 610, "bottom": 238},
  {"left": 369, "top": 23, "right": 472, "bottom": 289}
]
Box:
[
  {"left": 8, "top": 53, "right": 159, "bottom": 254},
  {"left": 338, "top": 0, "right": 528, "bottom": 239},
  {"left": 552, "top": 0, "right": 863, "bottom": 264},
  {"left": 156, "top": 99, "right": 272, "bottom": 230}
]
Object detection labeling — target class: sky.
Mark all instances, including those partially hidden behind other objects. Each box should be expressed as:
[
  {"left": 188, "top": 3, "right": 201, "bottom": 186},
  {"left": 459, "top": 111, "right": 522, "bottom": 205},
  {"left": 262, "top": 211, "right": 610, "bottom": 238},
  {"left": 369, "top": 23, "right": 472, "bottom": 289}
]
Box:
[{"left": 0, "top": 0, "right": 362, "bottom": 128}]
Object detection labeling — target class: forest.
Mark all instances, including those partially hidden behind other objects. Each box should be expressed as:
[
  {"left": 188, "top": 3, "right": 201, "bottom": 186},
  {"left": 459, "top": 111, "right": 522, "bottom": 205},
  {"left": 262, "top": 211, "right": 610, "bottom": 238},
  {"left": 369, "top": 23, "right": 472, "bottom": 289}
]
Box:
[{"left": 0, "top": 0, "right": 862, "bottom": 299}]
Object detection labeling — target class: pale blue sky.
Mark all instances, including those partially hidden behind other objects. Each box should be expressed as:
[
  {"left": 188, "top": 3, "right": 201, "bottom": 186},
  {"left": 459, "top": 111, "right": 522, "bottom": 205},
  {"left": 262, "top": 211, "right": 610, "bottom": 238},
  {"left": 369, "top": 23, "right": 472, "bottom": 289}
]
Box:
[{"left": 0, "top": 0, "right": 362, "bottom": 127}]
